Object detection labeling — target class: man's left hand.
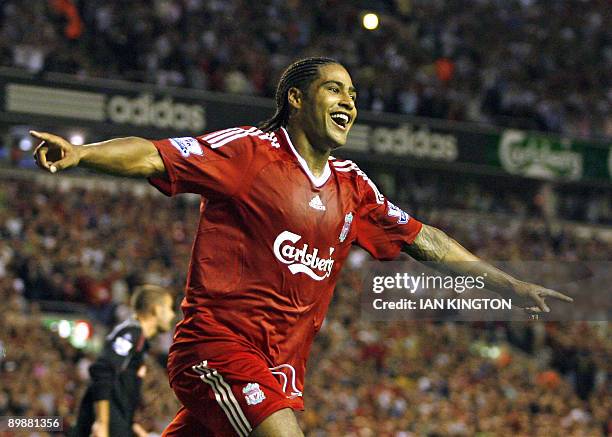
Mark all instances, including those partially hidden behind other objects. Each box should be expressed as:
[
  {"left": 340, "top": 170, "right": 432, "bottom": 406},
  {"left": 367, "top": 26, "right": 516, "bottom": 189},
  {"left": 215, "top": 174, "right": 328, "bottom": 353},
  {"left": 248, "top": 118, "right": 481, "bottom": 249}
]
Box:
[{"left": 514, "top": 280, "right": 573, "bottom": 314}]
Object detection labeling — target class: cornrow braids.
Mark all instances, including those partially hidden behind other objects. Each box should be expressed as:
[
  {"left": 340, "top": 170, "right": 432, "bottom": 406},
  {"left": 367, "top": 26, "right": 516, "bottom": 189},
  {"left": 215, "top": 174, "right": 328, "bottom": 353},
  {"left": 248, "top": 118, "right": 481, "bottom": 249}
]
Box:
[{"left": 258, "top": 57, "right": 339, "bottom": 132}]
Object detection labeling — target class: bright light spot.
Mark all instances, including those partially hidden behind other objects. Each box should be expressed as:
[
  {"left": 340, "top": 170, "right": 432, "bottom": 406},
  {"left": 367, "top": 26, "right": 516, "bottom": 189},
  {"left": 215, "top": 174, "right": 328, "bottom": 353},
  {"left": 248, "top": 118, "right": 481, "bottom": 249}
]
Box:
[
  {"left": 74, "top": 321, "right": 91, "bottom": 339},
  {"left": 70, "top": 133, "right": 85, "bottom": 145},
  {"left": 489, "top": 346, "right": 501, "bottom": 359},
  {"left": 72, "top": 321, "right": 91, "bottom": 347},
  {"left": 58, "top": 320, "right": 71, "bottom": 338},
  {"left": 19, "top": 138, "right": 33, "bottom": 151},
  {"left": 362, "top": 13, "right": 379, "bottom": 30}
]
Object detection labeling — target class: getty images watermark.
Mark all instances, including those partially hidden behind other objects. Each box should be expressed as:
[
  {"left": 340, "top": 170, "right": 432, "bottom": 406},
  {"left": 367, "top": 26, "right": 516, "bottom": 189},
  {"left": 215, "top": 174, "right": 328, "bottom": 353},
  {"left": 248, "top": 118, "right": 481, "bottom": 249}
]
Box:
[
  {"left": 371, "top": 272, "right": 514, "bottom": 311},
  {"left": 361, "top": 261, "right": 611, "bottom": 321}
]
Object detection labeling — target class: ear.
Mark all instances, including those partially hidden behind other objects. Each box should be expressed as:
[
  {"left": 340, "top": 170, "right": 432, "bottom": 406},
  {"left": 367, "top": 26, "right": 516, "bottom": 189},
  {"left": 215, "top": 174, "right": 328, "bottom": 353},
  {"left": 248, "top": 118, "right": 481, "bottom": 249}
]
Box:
[{"left": 287, "top": 87, "right": 303, "bottom": 111}]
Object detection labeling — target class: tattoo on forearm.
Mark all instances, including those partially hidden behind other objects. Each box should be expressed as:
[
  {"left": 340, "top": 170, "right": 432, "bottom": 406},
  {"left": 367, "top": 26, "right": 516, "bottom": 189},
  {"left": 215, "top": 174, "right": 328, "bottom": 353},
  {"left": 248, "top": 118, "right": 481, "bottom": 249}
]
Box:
[{"left": 403, "top": 225, "right": 452, "bottom": 262}]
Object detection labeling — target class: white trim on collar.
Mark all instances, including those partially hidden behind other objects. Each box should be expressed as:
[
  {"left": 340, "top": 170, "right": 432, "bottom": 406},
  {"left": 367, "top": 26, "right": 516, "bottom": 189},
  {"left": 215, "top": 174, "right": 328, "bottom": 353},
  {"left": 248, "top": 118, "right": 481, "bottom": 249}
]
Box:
[{"left": 280, "top": 127, "right": 331, "bottom": 188}]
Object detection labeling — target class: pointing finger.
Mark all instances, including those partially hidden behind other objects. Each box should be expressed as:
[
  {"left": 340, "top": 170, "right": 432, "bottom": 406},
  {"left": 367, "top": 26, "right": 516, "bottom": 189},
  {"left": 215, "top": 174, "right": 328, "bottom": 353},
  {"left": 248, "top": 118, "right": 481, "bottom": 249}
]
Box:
[
  {"left": 30, "top": 130, "right": 49, "bottom": 141},
  {"left": 30, "top": 130, "right": 66, "bottom": 146},
  {"left": 543, "top": 289, "right": 573, "bottom": 302}
]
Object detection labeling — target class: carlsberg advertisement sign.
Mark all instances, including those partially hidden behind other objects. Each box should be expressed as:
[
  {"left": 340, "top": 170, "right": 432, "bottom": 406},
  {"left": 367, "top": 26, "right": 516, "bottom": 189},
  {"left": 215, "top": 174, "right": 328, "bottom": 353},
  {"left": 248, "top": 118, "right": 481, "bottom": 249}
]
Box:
[{"left": 498, "top": 130, "right": 584, "bottom": 181}]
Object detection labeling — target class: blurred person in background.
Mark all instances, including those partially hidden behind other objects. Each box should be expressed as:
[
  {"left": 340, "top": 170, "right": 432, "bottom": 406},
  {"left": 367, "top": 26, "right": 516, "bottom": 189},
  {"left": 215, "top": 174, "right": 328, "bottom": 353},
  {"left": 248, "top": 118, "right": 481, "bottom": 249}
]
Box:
[{"left": 72, "top": 284, "right": 176, "bottom": 437}]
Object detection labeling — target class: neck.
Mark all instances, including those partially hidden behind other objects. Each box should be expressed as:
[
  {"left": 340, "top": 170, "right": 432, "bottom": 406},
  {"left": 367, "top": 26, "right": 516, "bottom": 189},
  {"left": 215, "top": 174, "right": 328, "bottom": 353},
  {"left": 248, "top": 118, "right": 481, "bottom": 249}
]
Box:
[
  {"left": 285, "top": 125, "right": 330, "bottom": 177},
  {"left": 136, "top": 314, "right": 157, "bottom": 339}
]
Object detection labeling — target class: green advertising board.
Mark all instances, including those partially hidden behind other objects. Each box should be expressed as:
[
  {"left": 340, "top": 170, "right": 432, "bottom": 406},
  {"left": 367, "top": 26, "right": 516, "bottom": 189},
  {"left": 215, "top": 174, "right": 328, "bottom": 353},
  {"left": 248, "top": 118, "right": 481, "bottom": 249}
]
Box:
[{"left": 494, "top": 129, "right": 610, "bottom": 183}]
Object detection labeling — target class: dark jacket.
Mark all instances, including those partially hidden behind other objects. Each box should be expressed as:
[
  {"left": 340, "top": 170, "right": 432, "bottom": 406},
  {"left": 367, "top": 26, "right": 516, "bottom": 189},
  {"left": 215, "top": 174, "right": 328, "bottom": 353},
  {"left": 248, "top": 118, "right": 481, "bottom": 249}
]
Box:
[{"left": 72, "top": 318, "right": 148, "bottom": 437}]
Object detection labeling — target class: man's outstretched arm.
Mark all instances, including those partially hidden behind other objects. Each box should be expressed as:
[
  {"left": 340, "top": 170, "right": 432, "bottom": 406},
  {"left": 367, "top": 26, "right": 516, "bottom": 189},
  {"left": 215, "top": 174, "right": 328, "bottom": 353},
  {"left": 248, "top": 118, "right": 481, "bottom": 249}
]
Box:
[
  {"left": 31, "top": 131, "right": 166, "bottom": 178},
  {"left": 403, "top": 224, "right": 573, "bottom": 313}
]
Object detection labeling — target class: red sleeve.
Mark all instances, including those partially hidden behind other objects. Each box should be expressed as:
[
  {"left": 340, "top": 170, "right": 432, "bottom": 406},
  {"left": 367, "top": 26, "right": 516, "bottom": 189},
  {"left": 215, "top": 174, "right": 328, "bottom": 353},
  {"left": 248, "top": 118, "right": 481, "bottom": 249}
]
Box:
[
  {"left": 355, "top": 178, "right": 422, "bottom": 261},
  {"left": 148, "top": 127, "right": 255, "bottom": 198}
]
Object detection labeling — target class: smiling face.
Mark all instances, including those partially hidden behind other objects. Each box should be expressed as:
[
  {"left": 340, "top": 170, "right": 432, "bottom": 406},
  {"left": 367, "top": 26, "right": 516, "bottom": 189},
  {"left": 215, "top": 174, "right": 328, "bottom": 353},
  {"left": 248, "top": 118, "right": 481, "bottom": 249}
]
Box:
[{"left": 289, "top": 63, "right": 357, "bottom": 151}]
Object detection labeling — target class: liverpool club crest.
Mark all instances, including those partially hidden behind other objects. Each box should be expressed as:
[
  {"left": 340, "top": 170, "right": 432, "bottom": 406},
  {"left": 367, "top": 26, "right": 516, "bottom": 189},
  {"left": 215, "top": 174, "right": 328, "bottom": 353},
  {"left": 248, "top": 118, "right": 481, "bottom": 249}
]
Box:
[{"left": 243, "top": 383, "right": 266, "bottom": 406}]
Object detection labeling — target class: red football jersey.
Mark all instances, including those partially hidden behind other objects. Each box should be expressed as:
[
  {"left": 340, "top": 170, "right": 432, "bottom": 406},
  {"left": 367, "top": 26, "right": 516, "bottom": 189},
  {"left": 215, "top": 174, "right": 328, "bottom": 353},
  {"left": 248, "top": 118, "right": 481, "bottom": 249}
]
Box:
[{"left": 149, "top": 126, "right": 422, "bottom": 406}]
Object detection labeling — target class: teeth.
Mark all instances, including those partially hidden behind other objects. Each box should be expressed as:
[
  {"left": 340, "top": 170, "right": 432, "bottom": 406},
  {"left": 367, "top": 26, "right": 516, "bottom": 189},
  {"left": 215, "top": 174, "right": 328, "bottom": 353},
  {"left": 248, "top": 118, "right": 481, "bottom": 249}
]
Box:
[{"left": 331, "top": 113, "right": 349, "bottom": 126}]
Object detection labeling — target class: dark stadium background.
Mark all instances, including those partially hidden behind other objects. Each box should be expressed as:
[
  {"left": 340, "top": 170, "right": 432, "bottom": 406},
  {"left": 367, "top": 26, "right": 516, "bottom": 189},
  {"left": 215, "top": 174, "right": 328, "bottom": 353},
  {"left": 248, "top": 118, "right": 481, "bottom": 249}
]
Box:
[{"left": 0, "top": 1, "right": 610, "bottom": 436}]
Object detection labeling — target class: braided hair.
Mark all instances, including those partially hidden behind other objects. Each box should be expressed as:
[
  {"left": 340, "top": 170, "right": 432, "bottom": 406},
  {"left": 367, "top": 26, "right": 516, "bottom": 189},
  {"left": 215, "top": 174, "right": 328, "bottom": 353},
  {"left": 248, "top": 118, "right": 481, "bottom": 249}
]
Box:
[{"left": 258, "top": 57, "right": 339, "bottom": 132}]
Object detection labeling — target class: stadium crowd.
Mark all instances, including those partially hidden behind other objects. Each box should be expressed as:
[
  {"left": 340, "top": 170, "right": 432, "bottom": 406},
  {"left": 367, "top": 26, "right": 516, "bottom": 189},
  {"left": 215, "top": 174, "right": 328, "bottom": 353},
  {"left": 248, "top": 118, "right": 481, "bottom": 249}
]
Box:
[
  {"left": 390, "top": 172, "right": 612, "bottom": 226},
  {"left": 0, "top": 174, "right": 610, "bottom": 435},
  {"left": 1, "top": 0, "right": 610, "bottom": 139}
]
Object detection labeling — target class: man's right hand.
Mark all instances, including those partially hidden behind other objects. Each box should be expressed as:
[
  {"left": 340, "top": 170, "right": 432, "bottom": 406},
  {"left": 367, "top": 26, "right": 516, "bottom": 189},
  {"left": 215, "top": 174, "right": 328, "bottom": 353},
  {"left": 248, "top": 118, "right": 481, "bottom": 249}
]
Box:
[
  {"left": 31, "top": 130, "right": 80, "bottom": 173},
  {"left": 90, "top": 420, "right": 109, "bottom": 437}
]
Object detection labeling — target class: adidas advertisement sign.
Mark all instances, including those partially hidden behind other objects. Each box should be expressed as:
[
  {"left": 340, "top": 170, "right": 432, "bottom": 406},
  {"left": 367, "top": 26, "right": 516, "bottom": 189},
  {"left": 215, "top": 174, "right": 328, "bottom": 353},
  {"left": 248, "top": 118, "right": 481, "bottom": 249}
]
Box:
[
  {"left": 107, "top": 94, "right": 205, "bottom": 131},
  {"left": 347, "top": 123, "right": 458, "bottom": 162}
]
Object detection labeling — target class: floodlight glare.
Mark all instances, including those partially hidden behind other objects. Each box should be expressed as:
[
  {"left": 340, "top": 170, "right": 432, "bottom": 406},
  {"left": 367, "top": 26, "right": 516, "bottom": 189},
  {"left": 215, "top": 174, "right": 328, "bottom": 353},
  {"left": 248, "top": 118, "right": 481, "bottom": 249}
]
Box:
[
  {"left": 362, "top": 13, "right": 379, "bottom": 30},
  {"left": 19, "top": 137, "right": 33, "bottom": 151},
  {"left": 70, "top": 133, "right": 85, "bottom": 145}
]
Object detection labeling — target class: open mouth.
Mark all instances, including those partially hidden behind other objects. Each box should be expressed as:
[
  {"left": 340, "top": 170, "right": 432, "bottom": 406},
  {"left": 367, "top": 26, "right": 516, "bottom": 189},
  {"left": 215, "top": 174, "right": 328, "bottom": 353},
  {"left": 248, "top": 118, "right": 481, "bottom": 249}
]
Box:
[{"left": 330, "top": 112, "right": 350, "bottom": 130}]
